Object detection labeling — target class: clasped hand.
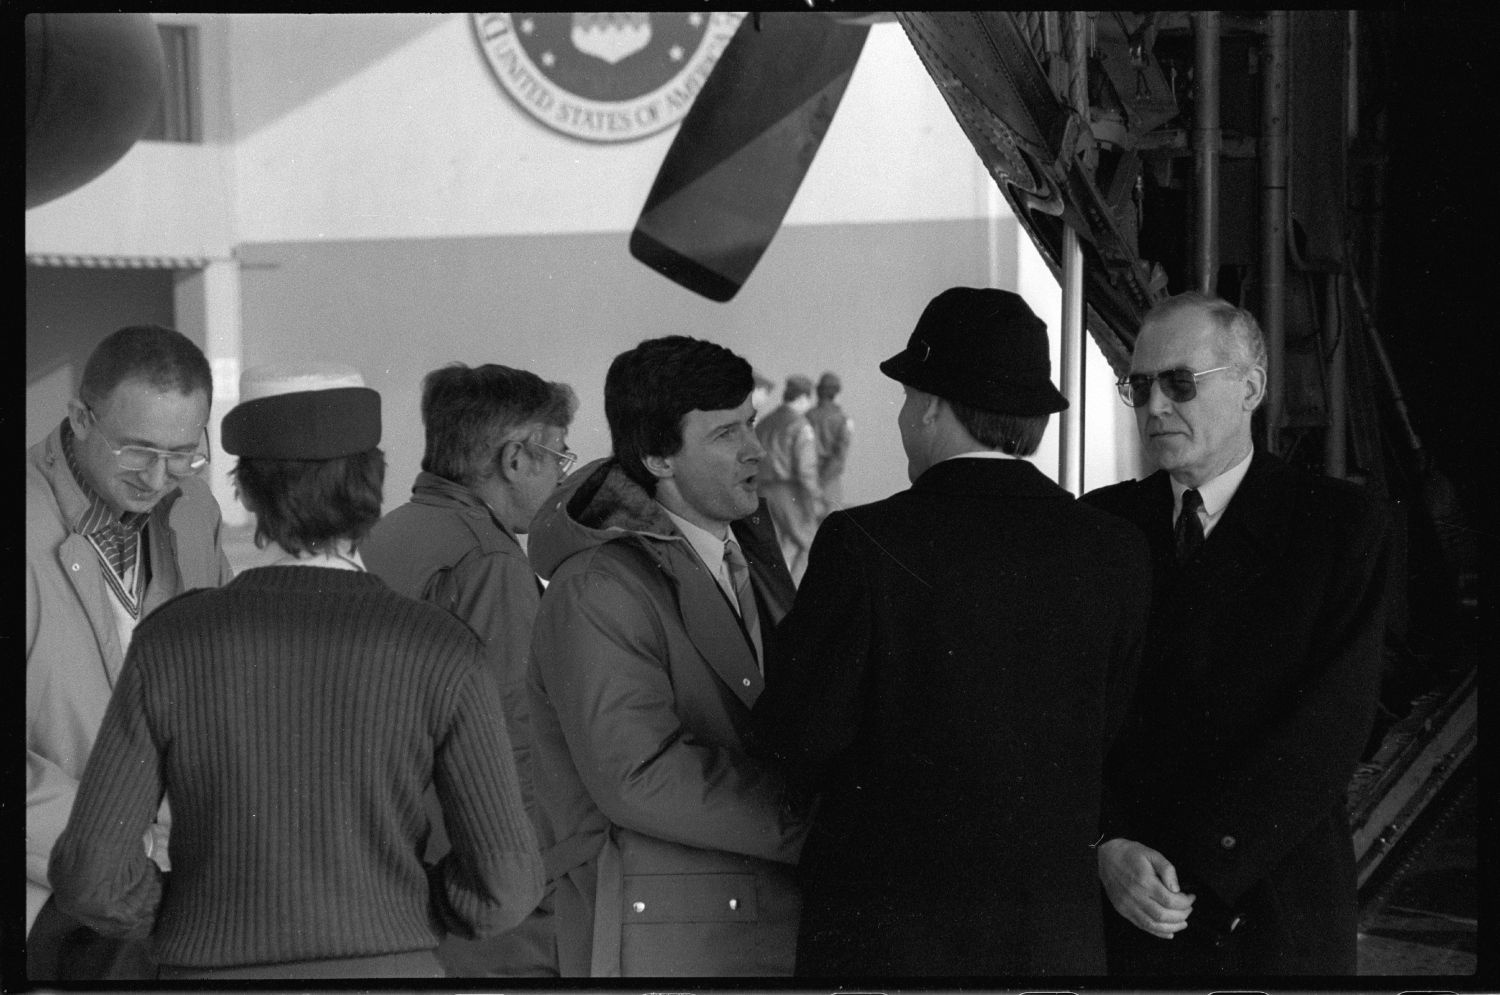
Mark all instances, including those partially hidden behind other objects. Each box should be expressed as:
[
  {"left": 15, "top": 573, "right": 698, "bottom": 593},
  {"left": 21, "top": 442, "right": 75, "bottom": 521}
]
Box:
[{"left": 1097, "top": 837, "right": 1194, "bottom": 939}]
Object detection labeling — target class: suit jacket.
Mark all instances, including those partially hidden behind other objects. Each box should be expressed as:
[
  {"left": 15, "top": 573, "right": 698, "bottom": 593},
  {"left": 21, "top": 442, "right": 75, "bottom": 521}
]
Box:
[
  {"left": 26, "top": 424, "right": 233, "bottom": 932},
  {"left": 525, "top": 459, "right": 804, "bottom": 977},
  {"left": 753, "top": 456, "right": 1152, "bottom": 976},
  {"left": 1082, "top": 450, "right": 1391, "bottom": 975}
]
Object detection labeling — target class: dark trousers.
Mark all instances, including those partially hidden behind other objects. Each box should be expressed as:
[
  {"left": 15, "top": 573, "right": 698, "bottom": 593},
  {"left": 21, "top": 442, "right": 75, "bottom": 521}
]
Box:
[{"left": 26, "top": 896, "right": 157, "bottom": 982}]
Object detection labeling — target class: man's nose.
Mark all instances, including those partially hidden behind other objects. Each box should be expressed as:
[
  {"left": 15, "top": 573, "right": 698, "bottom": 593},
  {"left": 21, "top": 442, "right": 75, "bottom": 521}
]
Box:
[
  {"left": 1146, "top": 378, "right": 1175, "bottom": 416},
  {"left": 138, "top": 456, "right": 170, "bottom": 491},
  {"left": 744, "top": 432, "right": 765, "bottom": 461}
]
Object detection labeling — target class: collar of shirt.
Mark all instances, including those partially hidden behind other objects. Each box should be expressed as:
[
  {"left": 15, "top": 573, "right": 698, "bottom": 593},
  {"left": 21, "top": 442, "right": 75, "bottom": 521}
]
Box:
[
  {"left": 1170, "top": 447, "right": 1253, "bottom": 537},
  {"left": 657, "top": 503, "right": 731, "bottom": 581},
  {"left": 940, "top": 449, "right": 1019, "bottom": 463},
  {"left": 60, "top": 419, "right": 150, "bottom": 536},
  {"left": 270, "top": 539, "right": 368, "bottom": 571}
]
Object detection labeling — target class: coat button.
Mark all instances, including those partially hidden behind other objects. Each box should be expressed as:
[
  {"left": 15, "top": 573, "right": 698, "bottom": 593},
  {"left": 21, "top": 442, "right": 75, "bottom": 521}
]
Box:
[
  {"left": 632, "top": 901, "right": 646, "bottom": 913},
  {"left": 728, "top": 898, "right": 739, "bottom": 911},
  {"left": 742, "top": 678, "right": 751, "bottom": 687},
  {"left": 71, "top": 563, "right": 80, "bottom": 571},
  {"left": 1220, "top": 834, "right": 1237, "bottom": 850}
]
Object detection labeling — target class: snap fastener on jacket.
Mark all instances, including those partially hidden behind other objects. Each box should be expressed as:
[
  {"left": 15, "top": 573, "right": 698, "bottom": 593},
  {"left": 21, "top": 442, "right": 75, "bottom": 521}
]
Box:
[
  {"left": 728, "top": 898, "right": 739, "bottom": 911},
  {"left": 1220, "top": 834, "right": 1237, "bottom": 850},
  {"left": 742, "top": 678, "right": 751, "bottom": 687},
  {"left": 71, "top": 563, "right": 80, "bottom": 571},
  {"left": 632, "top": 900, "right": 646, "bottom": 913}
]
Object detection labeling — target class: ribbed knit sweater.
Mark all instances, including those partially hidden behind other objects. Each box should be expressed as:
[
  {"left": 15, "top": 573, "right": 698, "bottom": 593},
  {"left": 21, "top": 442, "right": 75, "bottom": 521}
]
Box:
[{"left": 48, "top": 566, "right": 544, "bottom": 970}]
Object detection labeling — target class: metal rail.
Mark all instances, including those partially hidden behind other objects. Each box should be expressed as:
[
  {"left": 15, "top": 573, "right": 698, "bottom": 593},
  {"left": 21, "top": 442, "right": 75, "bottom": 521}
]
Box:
[{"left": 1348, "top": 665, "right": 1477, "bottom": 889}]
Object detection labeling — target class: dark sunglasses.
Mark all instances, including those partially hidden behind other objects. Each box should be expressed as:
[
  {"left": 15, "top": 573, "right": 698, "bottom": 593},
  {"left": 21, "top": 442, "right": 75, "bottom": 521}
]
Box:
[{"left": 1115, "top": 366, "right": 1234, "bottom": 408}]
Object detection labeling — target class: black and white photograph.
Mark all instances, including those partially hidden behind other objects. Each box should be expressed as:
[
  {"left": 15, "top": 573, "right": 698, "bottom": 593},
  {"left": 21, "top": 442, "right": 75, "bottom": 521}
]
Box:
[{"left": 22, "top": 9, "right": 1488, "bottom": 990}]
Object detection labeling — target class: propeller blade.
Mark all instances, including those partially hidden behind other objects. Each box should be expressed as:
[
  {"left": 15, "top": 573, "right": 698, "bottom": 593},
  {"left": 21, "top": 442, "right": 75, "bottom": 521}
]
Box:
[{"left": 631, "top": 13, "right": 869, "bottom": 301}]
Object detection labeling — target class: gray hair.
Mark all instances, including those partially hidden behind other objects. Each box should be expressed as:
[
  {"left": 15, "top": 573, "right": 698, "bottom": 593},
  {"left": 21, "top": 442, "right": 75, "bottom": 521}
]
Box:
[
  {"left": 1143, "top": 291, "right": 1268, "bottom": 374},
  {"left": 419, "top": 363, "right": 576, "bottom": 486}
]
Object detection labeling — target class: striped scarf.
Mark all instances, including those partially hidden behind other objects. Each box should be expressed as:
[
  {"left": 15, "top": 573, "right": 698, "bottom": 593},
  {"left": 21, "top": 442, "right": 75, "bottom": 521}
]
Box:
[{"left": 62, "top": 421, "right": 150, "bottom": 616}]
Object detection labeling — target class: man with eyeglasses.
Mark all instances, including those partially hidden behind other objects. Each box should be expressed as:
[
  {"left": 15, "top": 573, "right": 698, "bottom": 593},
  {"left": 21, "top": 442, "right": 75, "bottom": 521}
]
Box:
[
  {"left": 1082, "top": 292, "right": 1392, "bottom": 976},
  {"left": 362, "top": 362, "right": 576, "bottom": 978},
  {"left": 26, "top": 324, "right": 233, "bottom": 981}
]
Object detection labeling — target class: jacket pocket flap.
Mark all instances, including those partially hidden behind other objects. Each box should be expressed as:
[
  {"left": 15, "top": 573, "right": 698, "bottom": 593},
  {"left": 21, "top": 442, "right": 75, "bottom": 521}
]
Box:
[{"left": 621, "top": 873, "right": 758, "bottom": 923}]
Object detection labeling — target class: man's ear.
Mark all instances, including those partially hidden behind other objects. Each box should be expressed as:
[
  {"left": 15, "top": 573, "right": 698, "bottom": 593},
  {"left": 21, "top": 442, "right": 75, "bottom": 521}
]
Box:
[
  {"left": 496, "top": 439, "right": 529, "bottom": 482},
  {"left": 923, "top": 393, "right": 944, "bottom": 425},
  {"left": 66, "top": 397, "right": 91, "bottom": 438},
  {"left": 1242, "top": 365, "right": 1268, "bottom": 411},
  {"left": 643, "top": 453, "right": 674, "bottom": 480}
]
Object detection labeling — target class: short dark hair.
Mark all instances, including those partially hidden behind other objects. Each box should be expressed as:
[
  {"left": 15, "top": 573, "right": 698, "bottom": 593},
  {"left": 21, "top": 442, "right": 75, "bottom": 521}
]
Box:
[
  {"left": 80, "top": 324, "right": 213, "bottom": 409},
  {"left": 419, "top": 363, "right": 576, "bottom": 486},
  {"left": 948, "top": 399, "right": 1048, "bottom": 457},
  {"left": 233, "top": 449, "right": 385, "bottom": 555},
  {"left": 605, "top": 336, "right": 753, "bottom": 495}
]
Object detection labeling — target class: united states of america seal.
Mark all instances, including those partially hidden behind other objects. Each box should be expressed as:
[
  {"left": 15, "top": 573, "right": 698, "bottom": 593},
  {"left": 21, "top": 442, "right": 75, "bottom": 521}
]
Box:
[{"left": 473, "top": 12, "right": 745, "bottom": 143}]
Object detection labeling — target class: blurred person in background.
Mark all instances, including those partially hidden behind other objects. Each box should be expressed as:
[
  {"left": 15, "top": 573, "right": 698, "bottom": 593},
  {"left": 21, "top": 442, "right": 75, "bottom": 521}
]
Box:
[
  {"left": 805, "top": 371, "right": 853, "bottom": 521},
  {"left": 755, "top": 373, "right": 821, "bottom": 583}
]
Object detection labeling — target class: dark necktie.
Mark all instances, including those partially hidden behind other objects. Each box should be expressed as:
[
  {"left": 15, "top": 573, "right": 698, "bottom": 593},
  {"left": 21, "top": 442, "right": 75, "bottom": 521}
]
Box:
[
  {"left": 724, "top": 537, "right": 763, "bottom": 671},
  {"left": 1175, "top": 488, "right": 1205, "bottom": 564}
]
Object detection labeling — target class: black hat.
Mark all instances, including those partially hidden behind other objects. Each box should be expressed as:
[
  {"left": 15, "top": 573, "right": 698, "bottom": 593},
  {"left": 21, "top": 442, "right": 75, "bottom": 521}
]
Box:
[
  {"left": 879, "top": 287, "right": 1068, "bottom": 415},
  {"left": 222, "top": 363, "right": 381, "bottom": 459}
]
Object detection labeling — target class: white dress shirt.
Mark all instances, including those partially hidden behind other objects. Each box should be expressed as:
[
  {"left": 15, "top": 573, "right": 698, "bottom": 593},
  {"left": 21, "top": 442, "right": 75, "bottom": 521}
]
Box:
[
  {"left": 1170, "top": 448, "right": 1253, "bottom": 538},
  {"left": 658, "top": 505, "right": 738, "bottom": 610}
]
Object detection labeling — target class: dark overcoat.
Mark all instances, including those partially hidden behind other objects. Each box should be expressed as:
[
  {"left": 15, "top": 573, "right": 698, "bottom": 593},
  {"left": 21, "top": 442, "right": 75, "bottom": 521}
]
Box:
[
  {"left": 752, "top": 457, "right": 1152, "bottom": 977},
  {"left": 1082, "top": 450, "right": 1392, "bottom": 975}
]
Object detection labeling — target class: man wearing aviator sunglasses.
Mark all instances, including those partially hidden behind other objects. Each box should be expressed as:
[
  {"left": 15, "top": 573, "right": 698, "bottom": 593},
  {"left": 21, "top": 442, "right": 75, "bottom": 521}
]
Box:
[
  {"left": 26, "top": 325, "right": 234, "bottom": 981},
  {"left": 1083, "top": 293, "right": 1392, "bottom": 976}
]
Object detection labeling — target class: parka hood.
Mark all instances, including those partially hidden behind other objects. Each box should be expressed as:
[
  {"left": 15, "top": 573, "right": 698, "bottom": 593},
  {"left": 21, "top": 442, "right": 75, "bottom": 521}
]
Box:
[{"left": 527, "top": 457, "right": 682, "bottom": 581}]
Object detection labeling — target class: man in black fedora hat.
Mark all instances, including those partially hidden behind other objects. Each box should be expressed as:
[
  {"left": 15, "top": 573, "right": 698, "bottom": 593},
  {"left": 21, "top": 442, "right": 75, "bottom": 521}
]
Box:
[{"left": 752, "top": 286, "right": 1152, "bottom": 976}]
